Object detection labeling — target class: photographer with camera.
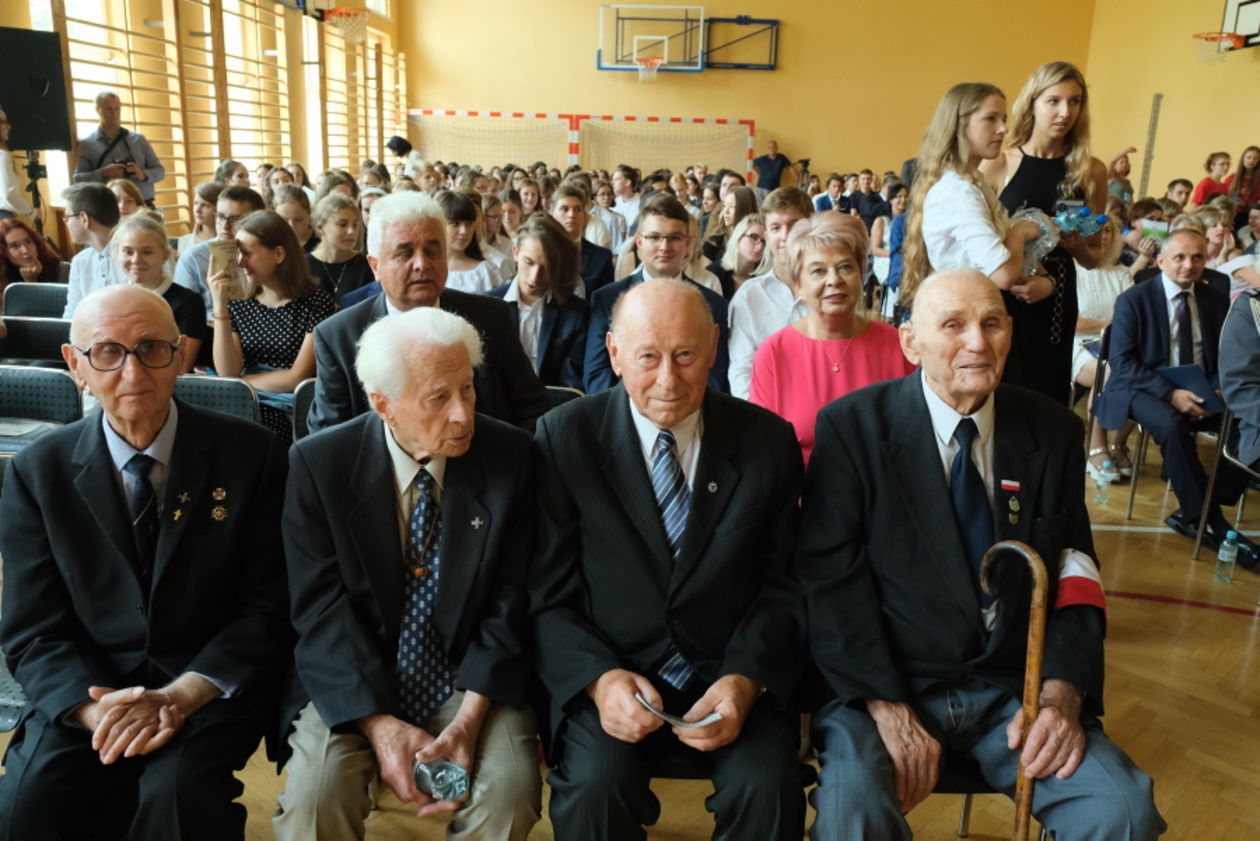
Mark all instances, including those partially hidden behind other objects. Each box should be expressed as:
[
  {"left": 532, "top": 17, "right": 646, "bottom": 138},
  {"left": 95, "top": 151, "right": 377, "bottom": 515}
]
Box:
[{"left": 73, "top": 91, "right": 165, "bottom": 207}]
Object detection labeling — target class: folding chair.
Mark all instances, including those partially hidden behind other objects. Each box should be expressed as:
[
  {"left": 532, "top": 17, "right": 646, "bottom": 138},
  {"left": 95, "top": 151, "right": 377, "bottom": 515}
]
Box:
[
  {"left": 546, "top": 385, "right": 585, "bottom": 409},
  {"left": 936, "top": 752, "right": 1050, "bottom": 840},
  {"left": 2, "top": 282, "right": 69, "bottom": 318},
  {"left": 292, "top": 377, "right": 316, "bottom": 440},
  {"left": 1193, "top": 408, "right": 1260, "bottom": 560},
  {"left": 0, "top": 316, "right": 72, "bottom": 364},
  {"left": 174, "top": 374, "right": 261, "bottom": 423},
  {"left": 0, "top": 365, "right": 82, "bottom": 456}
]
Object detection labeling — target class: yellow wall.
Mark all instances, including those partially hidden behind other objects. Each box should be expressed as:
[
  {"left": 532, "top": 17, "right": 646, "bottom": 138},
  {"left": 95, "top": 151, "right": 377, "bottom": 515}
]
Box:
[
  {"left": 1086, "top": 0, "right": 1260, "bottom": 200},
  {"left": 398, "top": 0, "right": 1097, "bottom": 177}
]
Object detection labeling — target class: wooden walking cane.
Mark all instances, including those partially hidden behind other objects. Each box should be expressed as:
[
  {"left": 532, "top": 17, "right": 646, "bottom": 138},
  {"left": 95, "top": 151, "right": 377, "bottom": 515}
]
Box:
[{"left": 980, "top": 540, "right": 1048, "bottom": 841}]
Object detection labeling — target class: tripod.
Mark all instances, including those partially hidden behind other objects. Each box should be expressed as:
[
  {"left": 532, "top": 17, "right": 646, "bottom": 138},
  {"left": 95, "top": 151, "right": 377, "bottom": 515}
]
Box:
[{"left": 22, "top": 150, "right": 61, "bottom": 257}]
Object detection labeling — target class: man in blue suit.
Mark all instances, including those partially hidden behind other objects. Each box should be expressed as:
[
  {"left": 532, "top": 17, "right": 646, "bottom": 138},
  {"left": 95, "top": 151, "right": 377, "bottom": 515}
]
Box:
[
  {"left": 583, "top": 193, "right": 730, "bottom": 394},
  {"left": 1094, "top": 228, "right": 1258, "bottom": 563},
  {"left": 549, "top": 182, "right": 615, "bottom": 298}
]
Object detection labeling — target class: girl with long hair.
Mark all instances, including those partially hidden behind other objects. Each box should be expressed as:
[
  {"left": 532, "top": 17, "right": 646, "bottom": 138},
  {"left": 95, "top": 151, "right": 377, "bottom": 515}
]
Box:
[
  {"left": 979, "top": 61, "right": 1108, "bottom": 404},
  {"left": 436, "top": 190, "right": 503, "bottom": 294},
  {"left": 900, "top": 82, "right": 1041, "bottom": 309},
  {"left": 0, "top": 217, "right": 68, "bottom": 293},
  {"left": 1224, "top": 145, "right": 1260, "bottom": 212}
]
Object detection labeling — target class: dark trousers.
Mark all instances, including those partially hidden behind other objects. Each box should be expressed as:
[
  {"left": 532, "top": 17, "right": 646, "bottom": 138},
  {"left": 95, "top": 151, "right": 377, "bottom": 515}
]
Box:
[
  {"left": 0, "top": 700, "right": 261, "bottom": 841},
  {"left": 546, "top": 680, "right": 804, "bottom": 841},
  {"left": 1129, "top": 392, "right": 1249, "bottom": 532}
]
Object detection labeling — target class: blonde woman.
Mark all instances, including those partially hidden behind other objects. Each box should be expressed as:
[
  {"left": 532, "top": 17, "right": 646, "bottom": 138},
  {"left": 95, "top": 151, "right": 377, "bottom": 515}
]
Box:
[
  {"left": 901, "top": 82, "right": 1041, "bottom": 310},
  {"left": 980, "top": 61, "right": 1108, "bottom": 404}
]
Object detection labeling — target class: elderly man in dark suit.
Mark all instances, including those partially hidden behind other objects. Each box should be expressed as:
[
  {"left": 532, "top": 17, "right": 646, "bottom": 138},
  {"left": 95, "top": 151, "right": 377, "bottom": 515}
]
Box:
[
  {"left": 0, "top": 284, "right": 290, "bottom": 841},
  {"left": 582, "top": 193, "right": 731, "bottom": 394},
  {"left": 799, "top": 268, "right": 1163, "bottom": 840},
  {"left": 1094, "top": 228, "right": 1259, "bottom": 561},
  {"left": 306, "top": 190, "right": 549, "bottom": 433},
  {"left": 532, "top": 278, "right": 805, "bottom": 840},
  {"left": 274, "top": 306, "right": 541, "bottom": 840}
]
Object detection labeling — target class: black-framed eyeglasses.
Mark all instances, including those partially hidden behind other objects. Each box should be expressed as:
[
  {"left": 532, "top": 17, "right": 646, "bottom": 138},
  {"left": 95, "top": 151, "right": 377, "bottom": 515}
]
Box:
[
  {"left": 741, "top": 233, "right": 766, "bottom": 245},
  {"left": 214, "top": 213, "right": 245, "bottom": 227},
  {"left": 74, "top": 340, "right": 179, "bottom": 372},
  {"left": 640, "top": 233, "right": 688, "bottom": 246}
]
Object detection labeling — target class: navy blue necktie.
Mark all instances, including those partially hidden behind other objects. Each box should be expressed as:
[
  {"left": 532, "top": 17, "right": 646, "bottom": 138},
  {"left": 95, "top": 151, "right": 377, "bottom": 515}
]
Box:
[
  {"left": 123, "top": 454, "right": 158, "bottom": 587},
  {"left": 949, "top": 419, "right": 994, "bottom": 607},
  {"left": 396, "top": 470, "right": 453, "bottom": 724},
  {"left": 1174, "top": 291, "right": 1194, "bottom": 366},
  {"left": 651, "top": 429, "right": 695, "bottom": 689}
]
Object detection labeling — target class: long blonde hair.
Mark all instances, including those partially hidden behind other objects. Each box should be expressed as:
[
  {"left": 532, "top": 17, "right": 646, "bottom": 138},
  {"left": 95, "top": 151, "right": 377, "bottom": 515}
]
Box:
[
  {"left": 901, "top": 82, "right": 1009, "bottom": 305},
  {"left": 1005, "top": 61, "right": 1096, "bottom": 205}
]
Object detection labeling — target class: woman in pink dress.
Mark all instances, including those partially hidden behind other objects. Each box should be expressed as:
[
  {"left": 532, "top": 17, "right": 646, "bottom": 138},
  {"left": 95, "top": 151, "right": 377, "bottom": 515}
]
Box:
[{"left": 750, "top": 214, "right": 917, "bottom": 463}]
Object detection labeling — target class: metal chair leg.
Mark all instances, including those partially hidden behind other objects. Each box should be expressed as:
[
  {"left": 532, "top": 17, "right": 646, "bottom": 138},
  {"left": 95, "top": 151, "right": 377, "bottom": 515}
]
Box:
[
  {"left": 957, "top": 792, "right": 973, "bottom": 838},
  {"left": 1195, "top": 413, "right": 1231, "bottom": 560},
  {"left": 1126, "top": 429, "right": 1148, "bottom": 520}
]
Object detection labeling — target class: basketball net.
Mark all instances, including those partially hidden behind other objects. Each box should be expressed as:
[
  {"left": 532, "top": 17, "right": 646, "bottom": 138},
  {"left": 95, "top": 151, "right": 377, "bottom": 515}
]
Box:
[
  {"left": 327, "top": 8, "right": 369, "bottom": 44},
  {"left": 636, "top": 57, "right": 664, "bottom": 81},
  {"left": 1192, "top": 32, "right": 1243, "bottom": 63}
]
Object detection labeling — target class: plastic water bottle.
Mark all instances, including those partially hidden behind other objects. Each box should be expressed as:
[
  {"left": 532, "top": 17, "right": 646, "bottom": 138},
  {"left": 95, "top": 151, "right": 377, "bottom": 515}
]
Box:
[
  {"left": 1215, "top": 530, "right": 1238, "bottom": 583},
  {"left": 1093, "top": 460, "right": 1117, "bottom": 505},
  {"left": 413, "top": 758, "right": 470, "bottom": 801}
]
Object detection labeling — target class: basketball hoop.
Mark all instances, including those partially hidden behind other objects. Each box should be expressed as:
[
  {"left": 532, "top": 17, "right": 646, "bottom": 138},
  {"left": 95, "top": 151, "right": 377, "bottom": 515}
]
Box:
[
  {"left": 326, "top": 7, "right": 369, "bottom": 44},
  {"left": 635, "top": 56, "right": 665, "bottom": 81},
  {"left": 1192, "top": 31, "right": 1244, "bottom": 63}
]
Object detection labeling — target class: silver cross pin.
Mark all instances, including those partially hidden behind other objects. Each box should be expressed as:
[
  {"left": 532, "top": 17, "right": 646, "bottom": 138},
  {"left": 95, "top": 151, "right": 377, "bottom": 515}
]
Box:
[{"left": 470, "top": 517, "right": 485, "bottom": 530}]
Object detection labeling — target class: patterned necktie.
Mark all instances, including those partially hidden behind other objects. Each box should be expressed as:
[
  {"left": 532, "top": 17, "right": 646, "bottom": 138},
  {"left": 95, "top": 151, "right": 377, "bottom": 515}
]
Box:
[
  {"left": 949, "top": 419, "right": 994, "bottom": 608},
  {"left": 123, "top": 453, "right": 158, "bottom": 587},
  {"left": 1174, "top": 291, "right": 1194, "bottom": 366},
  {"left": 651, "top": 429, "right": 696, "bottom": 689},
  {"left": 396, "top": 469, "right": 453, "bottom": 725}
]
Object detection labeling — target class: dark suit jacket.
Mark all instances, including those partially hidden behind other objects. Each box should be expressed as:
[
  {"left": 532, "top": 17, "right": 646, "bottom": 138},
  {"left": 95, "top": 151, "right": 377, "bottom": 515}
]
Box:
[
  {"left": 486, "top": 282, "right": 589, "bottom": 390},
  {"left": 581, "top": 268, "right": 731, "bottom": 394},
  {"left": 0, "top": 402, "right": 290, "bottom": 739},
  {"left": 797, "top": 373, "right": 1106, "bottom": 716},
  {"left": 530, "top": 386, "right": 804, "bottom": 740},
  {"left": 1220, "top": 291, "right": 1260, "bottom": 465},
  {"left": 1093, "top": 273, "right": 1229, "bottom": 431},
  {"left": 306, "top": 289, "right": 550, "bottom": 433},
  {"left": 579, "top": 238, "right": 615, "bottom": 297},
  {"left": 282, "top": 412, "right": 535, "bottom": 742}
]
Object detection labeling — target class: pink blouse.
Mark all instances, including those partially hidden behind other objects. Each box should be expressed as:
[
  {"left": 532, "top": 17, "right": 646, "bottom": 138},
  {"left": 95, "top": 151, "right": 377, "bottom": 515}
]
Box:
[{"left": 749, "top": 320, "right": 917, "bottom": 464}]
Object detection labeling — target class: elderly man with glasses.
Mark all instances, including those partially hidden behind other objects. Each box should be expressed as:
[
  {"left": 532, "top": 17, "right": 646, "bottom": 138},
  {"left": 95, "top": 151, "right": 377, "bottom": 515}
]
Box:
[{"left": 0, "top": 284, "right": 291, "bottom": 841}]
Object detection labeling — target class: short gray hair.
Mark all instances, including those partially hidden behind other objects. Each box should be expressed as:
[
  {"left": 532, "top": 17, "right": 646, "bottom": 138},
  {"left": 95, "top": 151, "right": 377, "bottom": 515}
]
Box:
[
  {"left": 366, "top": 191, "right": 447, "bottom": 259},
  {"left": 95, "top": 90, "right": 121, "bottom": 107},
  {"left": 355, "top": 307, "right": 484, "bottom": 399},
  {"left": 69, "top": 284, "right": 175, "bottom": 346}
]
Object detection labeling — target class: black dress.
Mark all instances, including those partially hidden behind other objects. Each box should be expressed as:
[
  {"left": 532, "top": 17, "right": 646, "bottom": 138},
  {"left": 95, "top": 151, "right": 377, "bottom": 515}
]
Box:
[
  {"left": 998, "top": 151, "right": 1080, "bottom": 406},
  {"left": 307, "top": 252, "right": 374, "bottom": 301}
]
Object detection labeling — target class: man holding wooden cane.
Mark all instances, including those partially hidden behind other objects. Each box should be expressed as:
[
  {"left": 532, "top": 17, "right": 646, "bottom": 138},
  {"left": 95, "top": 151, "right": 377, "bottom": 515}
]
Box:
[{"left": 797, "top": 268, "right": 1164, "bottom": 839}]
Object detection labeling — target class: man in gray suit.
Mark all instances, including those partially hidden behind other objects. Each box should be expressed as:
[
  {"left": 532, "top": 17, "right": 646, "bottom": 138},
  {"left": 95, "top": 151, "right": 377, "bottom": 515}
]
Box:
[{"left": 1218, "top": 288, "right": 1260, "bottom": 574}]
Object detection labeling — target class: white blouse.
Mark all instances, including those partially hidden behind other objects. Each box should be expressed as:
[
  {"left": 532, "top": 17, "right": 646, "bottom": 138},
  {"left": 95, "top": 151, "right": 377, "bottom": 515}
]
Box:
[
  {"left": 1074, "top": 264, "right": 1130, "bottom": 325},
  {"left": 921, "top": 168, "right": 1010, "bottom": 277},
  {"left": 445, "top": 259, "right": 503, "bottom": 295}
]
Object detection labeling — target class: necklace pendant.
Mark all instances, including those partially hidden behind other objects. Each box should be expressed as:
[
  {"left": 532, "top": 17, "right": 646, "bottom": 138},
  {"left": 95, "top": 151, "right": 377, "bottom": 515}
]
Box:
[{"left": 832, "top": 363, "right": 840, "bottom": 372}]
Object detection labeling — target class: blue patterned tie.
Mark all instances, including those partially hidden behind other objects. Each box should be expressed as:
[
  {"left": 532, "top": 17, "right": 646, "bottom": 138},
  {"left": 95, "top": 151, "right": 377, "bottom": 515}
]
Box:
[
  {"left": 651, "top": 429, "right": 695, "bottom": 689},
  {"left": 950, "top": 419, "right": 994, "bottom": 608},
  {"left": 396, "top": 469, "right": 453, "bottom": 725},
  {"left": 123, "top": 453, "right": 157, "bottom": 588}
]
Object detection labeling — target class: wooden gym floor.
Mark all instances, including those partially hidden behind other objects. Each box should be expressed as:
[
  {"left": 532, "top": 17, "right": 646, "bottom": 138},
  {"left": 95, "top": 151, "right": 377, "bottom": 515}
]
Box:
[{"left": 3, "top": 433, "right": 1258, "bottom": 839}]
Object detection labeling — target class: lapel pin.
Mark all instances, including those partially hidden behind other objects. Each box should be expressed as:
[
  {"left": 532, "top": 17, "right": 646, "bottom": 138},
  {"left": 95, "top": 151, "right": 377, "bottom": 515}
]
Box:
[
  {"left": 470, "top": 517, "right": 484, "bottom": 530},
  {"left": 172, "top": 509, "right": 183, "bottom": 521},
  {"left": 1000, "top": 479, "right": 1021, "bottom": 492},
  {"left": 1009, "top": 513, "right": 1019, "bottom": 525},
  {"left": 211, "top": 505, "right": 227, "bottom": 521},
  {"left": 707, "top": 481, "right": 718, "bottom": 493},
  {"left": 1009, "top": 497, "right": 1020, "bottom": 512},
  {"left": 177, "top": 492, "right": 190, "bottom": 504},
  {"left": 212, "top": 488, "right": 227, "bottom": 501}
]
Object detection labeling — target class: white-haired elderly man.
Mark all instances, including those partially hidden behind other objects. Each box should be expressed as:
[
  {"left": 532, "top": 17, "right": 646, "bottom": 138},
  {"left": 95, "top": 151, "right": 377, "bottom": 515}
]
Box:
[
  {"left": 306, "top": 191, "right": 550, "bottom": 433},
  {"left": 73, "top": 91, "right": 165, "bottom": 205},
  {"left": 0, "top": 284, "right": 290, "bottom": 840},
  {"left": 274, "top": 306, "right": 542, "bottom": 840}
]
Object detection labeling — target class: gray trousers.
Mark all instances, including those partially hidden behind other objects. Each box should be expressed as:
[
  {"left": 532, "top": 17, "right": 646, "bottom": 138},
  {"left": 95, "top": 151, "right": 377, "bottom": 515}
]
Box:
[
  {"left": 809, "top": 680, "right": 1165, "bottom": 840},
  {"left": 273, "top": 694, "right": 542, "bottom": 841}
]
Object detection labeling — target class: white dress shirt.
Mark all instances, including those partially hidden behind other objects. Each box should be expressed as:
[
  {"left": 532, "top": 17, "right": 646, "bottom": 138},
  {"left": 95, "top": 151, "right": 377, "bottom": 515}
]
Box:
[
  {"left": 921, "top": 168, "right": 1011, "bottom": 279},
  {"left": 614, "top": 194, "right": 642, "bottom": 233},
  {"left": 920, "top": 374, "right": 996, "bottom": 507},
  {"left": 628, "top": 400, "right": 702, "bottom": 492},
  {"left": 64, "top": 243, "right": 127, "bottom": 318},
  {"left": 503, "top": 279, "right": 547, "bottom": 372},
  {"left": 382, "top": 417, "right": 447, "bottom": 547},
  {"left": 726, "top": 268, "right": 810, "bottom": 400},
  {"left": 1160, "top": 273, "right": 1204, "bottom": 368}
]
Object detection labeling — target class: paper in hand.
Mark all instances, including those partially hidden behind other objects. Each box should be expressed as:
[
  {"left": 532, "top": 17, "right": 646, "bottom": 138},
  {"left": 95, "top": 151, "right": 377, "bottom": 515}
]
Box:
[{"left": 635, "top": 692, "right": 722, "bottom": 729}]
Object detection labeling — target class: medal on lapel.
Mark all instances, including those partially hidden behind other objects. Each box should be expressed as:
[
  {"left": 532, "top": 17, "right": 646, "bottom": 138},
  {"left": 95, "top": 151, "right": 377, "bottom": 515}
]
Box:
[{"left": 1001, "top": 479, "right": 1021, "bottom": 524}]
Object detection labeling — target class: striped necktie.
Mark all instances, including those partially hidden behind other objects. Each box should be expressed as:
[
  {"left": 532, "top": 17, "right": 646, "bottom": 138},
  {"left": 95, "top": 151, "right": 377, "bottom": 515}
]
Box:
[{"left": 651, "top": 429, "right": 695, "bottom": 689}]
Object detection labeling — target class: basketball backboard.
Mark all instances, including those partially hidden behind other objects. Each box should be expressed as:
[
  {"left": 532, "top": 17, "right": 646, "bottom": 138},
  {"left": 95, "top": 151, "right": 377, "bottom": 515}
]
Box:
[
  {"left": 597, "top": 4, "right": 706, "bottom": 73},
  {"left": 1223, "top": 0, "right": 1260, "bottom": 47}
]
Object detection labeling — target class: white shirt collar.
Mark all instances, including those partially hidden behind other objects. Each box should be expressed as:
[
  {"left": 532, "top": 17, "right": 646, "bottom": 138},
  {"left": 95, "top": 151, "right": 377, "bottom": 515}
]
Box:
[
  {"left": 385, "top": 296, "right": 440, "bottom": 318},
  {"left": 102, "top": 398, "right": 179, "bottom": 473},
  {"left": 920, "top": 372, "right": 995, "bottom": 454},
  {"left": 627, "top": 396, "right": 703, "bottom": 488},
  {"left": 381, "top": 417, "right": 446, "bottom": 500},
  {"left": 1161, "top": 273, "right": 1195, "bottom": 302},
  {"left": 503, "top": 278, "right": 550, "bottom": 307}
]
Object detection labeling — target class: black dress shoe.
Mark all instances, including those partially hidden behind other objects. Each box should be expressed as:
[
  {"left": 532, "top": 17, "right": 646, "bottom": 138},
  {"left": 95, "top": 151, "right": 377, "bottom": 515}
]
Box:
[
  {"left": 1232, "top": 534, "right": 1260, "bottom": 571},
  {"left": 1164, "top": 510, "right": 1214, "bottom": 547}
]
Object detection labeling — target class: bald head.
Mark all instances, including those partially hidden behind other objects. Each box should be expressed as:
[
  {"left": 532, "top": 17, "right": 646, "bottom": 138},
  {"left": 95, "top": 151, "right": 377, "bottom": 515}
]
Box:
[
  {"left": 70, "top": 284, "right": 177, "bottom": 347},
  {"left": 901, "top": 268, "right": 1011, "bottom": 415},
  {"left": 607, "top": 278, "right": 717, "bottom": 429}
]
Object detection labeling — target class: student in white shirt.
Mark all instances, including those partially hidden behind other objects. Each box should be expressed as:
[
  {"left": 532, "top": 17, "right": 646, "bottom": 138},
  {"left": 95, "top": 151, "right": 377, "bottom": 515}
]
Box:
[
  {"left": 900, "top": 82, "right": 1042, "bottom": 310},
  {"left": 61, "top": 183, "right": 126, "bottom": 318}
]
